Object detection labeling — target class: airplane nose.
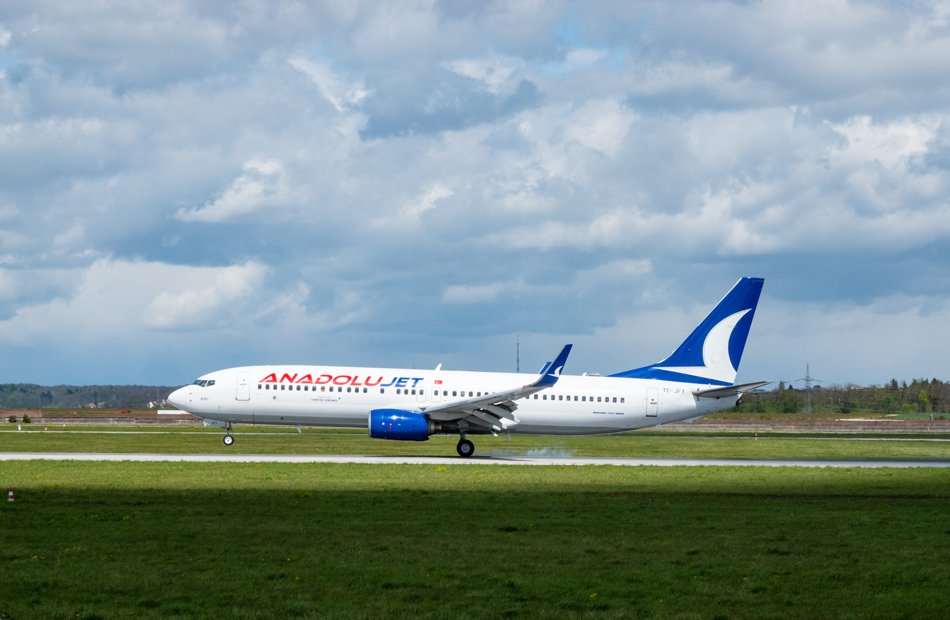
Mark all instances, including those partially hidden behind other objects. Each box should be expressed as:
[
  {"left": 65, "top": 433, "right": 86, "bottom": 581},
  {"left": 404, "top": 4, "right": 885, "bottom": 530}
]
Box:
[{"left": 167, "top": 386, "right": 189, "bottom": 410}]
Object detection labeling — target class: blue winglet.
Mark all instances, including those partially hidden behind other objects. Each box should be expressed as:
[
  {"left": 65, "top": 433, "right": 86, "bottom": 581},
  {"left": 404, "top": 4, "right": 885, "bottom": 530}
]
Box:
[{"left": 535, "top": 344, "right": 572, "bottom": 387}]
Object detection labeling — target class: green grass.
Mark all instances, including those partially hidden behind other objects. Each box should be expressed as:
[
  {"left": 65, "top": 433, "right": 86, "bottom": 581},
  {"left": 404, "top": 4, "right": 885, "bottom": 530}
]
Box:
[
  {"left": 0, "top": 462, "right": 948, "bottom": 619},
  {"left": 2, "top": 424, "right": 950, "bottom": 461}
]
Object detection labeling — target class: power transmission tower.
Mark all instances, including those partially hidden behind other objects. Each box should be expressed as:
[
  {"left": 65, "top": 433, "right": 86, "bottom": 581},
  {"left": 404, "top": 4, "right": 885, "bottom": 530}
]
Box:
[{"left": 795, "top": 363, "right": 822, "bottom": 414}]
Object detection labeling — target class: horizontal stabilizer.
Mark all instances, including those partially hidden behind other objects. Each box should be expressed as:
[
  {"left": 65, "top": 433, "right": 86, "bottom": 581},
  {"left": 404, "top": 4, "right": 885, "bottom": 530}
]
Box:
[{"left": 694, "top": 381, "right": 771, "bottom": 399}]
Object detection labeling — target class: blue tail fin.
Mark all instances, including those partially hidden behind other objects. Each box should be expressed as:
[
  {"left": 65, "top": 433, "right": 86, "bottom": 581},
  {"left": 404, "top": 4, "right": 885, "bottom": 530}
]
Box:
[{"left": 610, "top": 277, "right": 764, "bottom": 386}]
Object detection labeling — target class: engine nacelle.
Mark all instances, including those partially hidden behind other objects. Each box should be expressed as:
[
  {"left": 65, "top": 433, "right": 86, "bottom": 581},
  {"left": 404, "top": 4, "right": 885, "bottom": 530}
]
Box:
[{"left": 369, "top": 409, "right": 434, "bottom": 441}]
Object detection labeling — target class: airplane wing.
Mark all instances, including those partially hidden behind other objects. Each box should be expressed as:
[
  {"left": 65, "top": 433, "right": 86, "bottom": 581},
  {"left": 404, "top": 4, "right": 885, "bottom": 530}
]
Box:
[
  {"left": 693, "top": 381, "right": 771, "bottom": 399},
  {"left": 422, "top": 344, "right": 572, "bottom": 434}
]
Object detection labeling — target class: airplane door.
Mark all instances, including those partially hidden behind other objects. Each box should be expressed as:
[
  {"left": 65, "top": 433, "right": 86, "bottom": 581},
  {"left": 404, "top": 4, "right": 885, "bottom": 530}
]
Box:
[
  {"left": 236, "top": 372, "right": 251, "bottom": 401},
  {"left": 646, "top": 388, "right": 658, "bottom": 417}
]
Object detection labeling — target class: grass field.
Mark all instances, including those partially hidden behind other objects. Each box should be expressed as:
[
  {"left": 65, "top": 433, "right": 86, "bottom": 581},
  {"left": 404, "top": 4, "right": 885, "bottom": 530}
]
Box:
[
  {"left": 1, "top": 428, "right": 949, "bottom": 618},
  {"left": 1, "top": 462, "right": 948, "bottom": 619},
  {"left": 3, "top": 424, "right": 950, "bottom": 461}
]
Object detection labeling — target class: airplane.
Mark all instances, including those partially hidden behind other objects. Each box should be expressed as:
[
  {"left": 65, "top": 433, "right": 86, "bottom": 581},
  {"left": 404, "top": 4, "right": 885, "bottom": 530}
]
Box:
[{"left": 167, "top": 277, "right": 766, "bottom": 457}]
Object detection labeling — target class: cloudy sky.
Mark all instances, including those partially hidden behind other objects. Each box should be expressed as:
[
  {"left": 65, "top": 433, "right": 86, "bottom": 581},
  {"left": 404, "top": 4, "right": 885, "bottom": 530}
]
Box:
[{"left": 1, "top": 1, "right": 949, "bottom": 387}]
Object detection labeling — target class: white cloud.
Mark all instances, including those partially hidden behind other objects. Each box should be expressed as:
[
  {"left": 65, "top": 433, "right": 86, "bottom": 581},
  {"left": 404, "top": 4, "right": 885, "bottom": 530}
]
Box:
[
  {"left": 0, "top": 268, "right": 13, "bottom": 299},
  {"left": 400, "top": 182, "right": 453, "bottom": 220},
  {"left": 563, "top": 98, "right": 635, "bottom": 158},
  {"left": 748, "top": 294, "right": 950, "bottom": 386},
  {"left": 578, "top": 259, "right": 652, "bottom": 280},
  {"left": 563, "top": 48, "right": 608, "bottom": 71},
  {"left": 289, "top": 55, "right": 370, "bottom": 113},
  {"left": 627, "top": 59, "right": 762, "bottom": 102},
  {"left": 0, "top": 259, "right": 275, "bottom": 345},
  {"left": 444, "top": 55, "right": 523, "bottom": 94},
  {"left": 348, "top": 1, "right": 443, "bottom": 60},
  {"left": 144, "top": 261, "right": 268, "bottom": 329},
  {"left": 52, "top": 223, "right": 86, "bottom": 249},
  {"left": 443, "top": 280, "right": 520, "bottom": 304},
  {"left": 826, "top": 115, "right": 937, "bottom": 170},
  {"left": 175, "top": 159, "right": 287, "bottom": 223}
]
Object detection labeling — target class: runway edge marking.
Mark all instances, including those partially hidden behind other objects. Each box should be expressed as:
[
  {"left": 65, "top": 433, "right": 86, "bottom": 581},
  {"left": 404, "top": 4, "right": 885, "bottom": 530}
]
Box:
[{"left": 1, "top": 452, "right": 948, "bottom": 468}]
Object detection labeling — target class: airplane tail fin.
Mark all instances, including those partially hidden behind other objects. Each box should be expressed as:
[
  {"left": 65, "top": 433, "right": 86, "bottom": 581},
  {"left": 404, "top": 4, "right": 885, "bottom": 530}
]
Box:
[{"left": 610, "top": 277, "right": 764, "bottom": 386}]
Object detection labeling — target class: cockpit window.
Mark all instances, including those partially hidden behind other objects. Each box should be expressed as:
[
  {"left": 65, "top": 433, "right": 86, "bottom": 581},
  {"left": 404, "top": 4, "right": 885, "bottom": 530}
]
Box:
[{"left": 192, "top": 379, "right": 216, "bottom": 387}]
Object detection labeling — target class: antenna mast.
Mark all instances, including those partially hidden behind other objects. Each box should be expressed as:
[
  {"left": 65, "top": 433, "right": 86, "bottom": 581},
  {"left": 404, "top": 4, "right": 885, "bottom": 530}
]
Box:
[{"left": 516, "top": 334, "right": 520, "bottom": 373}]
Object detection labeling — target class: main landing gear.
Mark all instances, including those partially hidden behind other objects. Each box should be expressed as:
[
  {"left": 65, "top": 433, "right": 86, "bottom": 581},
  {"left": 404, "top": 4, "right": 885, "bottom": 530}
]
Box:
[
  {"left": 456, "top": 436, "right": 475, "bottom": 458},
  {"left": 223, "top": 423, "right": 234, "bottom": 447}
]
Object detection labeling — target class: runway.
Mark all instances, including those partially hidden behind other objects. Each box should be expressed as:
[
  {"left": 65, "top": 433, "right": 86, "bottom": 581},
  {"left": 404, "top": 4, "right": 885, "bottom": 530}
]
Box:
[{"left": 1, "top": 452, "right": 948, "bottom": 468}]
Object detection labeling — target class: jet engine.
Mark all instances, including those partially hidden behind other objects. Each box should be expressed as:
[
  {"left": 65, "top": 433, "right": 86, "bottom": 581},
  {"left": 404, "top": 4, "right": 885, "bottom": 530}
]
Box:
[{"left": 369, "top": 409, "right": 436, "bottom": 441}]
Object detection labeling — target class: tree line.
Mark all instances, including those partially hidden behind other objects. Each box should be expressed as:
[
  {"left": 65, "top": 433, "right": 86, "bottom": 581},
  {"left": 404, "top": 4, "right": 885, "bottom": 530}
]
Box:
[
  {"left": 739, "top": 378, "right": 950, "bottom": 415},
  {"left": 0, "top": 384, "right": 176, "bottom": 409}
]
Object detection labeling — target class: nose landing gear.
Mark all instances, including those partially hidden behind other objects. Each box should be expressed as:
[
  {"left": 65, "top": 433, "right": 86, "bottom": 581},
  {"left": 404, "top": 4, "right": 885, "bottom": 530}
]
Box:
[{"left": 223, "top": 422, "right": 234, "bottom": 446}]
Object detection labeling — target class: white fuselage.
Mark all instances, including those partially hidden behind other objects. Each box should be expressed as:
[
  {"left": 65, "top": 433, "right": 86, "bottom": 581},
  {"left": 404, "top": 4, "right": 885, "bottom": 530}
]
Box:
[{"left": 169, "top": 365, "right": 736, "bottom": 435}]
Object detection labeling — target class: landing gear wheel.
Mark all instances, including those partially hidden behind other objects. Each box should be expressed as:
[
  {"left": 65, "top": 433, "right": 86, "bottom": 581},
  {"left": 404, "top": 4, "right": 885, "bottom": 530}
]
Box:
[
  {"left": 223, "top": 434, "right": 234, "bottom": 447},
  {"left": 456, "top": 438, "right": 475, "bottom": 458}
]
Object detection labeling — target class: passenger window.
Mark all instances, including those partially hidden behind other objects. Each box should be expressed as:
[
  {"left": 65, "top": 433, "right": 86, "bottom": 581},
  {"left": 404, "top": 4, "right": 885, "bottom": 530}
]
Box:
[{"left": 621, "top": 397, "right": 625, "bottom": 403}]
